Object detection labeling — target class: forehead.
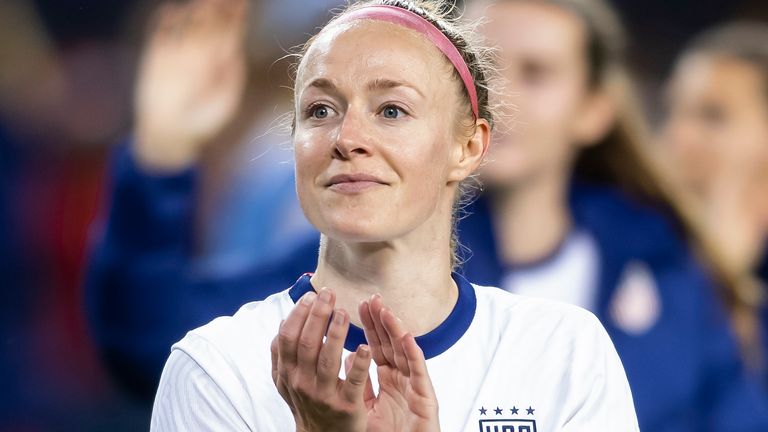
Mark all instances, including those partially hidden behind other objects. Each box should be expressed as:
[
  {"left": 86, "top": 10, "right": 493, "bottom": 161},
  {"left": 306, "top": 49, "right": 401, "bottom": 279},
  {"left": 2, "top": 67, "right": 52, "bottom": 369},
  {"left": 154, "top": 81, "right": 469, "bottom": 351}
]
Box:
[
  {"left": 297, "top": 19, "right": 451, "bottom": 91},
  {"left": 481, "top": 1, "right": 585, "bottom": 63},
  {"left": 674, "top": 54, "right": 766, "bottom": 103}
]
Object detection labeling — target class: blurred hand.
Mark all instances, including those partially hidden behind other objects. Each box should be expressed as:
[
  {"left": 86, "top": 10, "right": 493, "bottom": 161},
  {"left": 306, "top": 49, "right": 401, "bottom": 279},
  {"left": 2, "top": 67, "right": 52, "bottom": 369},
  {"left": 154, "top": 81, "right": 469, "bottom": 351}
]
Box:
[
  {"left": 271, "top": 289, "right": 440, "bottom": 432},
  {"left": 134, "top": 0, "right": 248, "bottom": 171}
]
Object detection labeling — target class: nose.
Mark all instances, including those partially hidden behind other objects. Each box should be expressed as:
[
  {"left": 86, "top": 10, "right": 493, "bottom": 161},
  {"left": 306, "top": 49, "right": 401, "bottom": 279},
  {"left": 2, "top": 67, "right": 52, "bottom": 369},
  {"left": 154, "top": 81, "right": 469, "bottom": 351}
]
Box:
[{"left": 333, "top": 107, "right": 372, "bottom": 160}]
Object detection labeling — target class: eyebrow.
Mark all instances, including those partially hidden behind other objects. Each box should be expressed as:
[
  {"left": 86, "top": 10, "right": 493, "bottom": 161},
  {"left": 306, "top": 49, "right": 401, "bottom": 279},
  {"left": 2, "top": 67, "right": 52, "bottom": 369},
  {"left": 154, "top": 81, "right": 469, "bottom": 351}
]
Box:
[
  {"left": 303, "top": 77, "right": 424, "bottom": 98},
  {"left": 366, "top": 78, "right": 425, "bottom": 98}
]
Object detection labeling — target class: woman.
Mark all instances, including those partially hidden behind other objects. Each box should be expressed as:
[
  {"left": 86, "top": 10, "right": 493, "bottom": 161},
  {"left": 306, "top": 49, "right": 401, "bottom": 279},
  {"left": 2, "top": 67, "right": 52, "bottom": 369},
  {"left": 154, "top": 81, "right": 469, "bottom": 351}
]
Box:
[
  {"left": 150, "top": 1, "right": 637, "bottom": 430},
  {"left": 662, "top": 22, "right": 768, "bottom": 375},
  {"left": 458, "top": 0, "right": 768, "bottom": 430}
]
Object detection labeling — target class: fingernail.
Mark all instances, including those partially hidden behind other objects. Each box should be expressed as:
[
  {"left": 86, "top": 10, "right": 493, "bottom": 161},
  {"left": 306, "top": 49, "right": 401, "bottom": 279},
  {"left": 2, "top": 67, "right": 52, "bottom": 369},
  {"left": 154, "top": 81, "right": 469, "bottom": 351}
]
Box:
[
  {"left": 358, "top": 345, "right": 370, "bottom": 356},
  {"left": 301, "top": 292, "right": 316, "bottom": 305},
  {"left": 319, "top": 288, "right": 332, "bottom": 304},
  {"left": 333, "top": 309, "right": 345, "bottom": 324}
]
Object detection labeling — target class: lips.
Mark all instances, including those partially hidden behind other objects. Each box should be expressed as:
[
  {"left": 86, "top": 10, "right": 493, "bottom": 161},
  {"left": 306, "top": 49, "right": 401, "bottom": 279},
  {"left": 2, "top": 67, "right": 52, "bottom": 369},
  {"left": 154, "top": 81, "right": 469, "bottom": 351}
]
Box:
[
  {"left": 326, "top": 173, "right": 387, "bottom": 186},
  {"left": 325, "top": 173, "right": 388, "bottom": 193}
]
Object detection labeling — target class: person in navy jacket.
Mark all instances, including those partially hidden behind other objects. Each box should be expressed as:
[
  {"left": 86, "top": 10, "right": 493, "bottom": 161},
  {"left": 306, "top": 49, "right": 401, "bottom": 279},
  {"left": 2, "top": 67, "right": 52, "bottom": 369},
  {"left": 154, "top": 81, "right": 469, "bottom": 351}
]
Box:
[{"left": 661, "top": 21, "right": 768, "bottom": 386}]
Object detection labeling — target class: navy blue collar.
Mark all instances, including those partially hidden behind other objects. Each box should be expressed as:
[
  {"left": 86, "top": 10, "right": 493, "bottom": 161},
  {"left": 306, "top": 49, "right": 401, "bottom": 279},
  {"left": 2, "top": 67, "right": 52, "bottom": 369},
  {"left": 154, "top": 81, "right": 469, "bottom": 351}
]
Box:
[{"left": 288, "top": 273, "right": 477, "bottom": 359}]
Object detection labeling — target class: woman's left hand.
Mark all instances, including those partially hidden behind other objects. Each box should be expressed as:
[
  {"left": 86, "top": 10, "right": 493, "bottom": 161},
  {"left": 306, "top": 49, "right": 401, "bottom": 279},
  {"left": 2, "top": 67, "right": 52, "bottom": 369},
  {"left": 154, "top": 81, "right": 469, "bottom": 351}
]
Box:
[{"left": 358, "top": 295, "right": 441, "bottom": 432}]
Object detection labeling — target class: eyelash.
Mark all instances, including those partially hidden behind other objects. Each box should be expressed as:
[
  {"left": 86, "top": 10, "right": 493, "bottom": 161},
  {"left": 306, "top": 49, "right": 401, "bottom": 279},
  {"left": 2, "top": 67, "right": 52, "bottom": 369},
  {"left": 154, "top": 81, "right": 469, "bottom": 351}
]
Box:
[
  {"left": 304, "top": 102, "right": 333, "bottom": 119},
  {"left": 302, "top": 102, "right": 410, "bottom": 120},
  {"left": 379, "top": 104, "right": 409, "bottom": 119}
]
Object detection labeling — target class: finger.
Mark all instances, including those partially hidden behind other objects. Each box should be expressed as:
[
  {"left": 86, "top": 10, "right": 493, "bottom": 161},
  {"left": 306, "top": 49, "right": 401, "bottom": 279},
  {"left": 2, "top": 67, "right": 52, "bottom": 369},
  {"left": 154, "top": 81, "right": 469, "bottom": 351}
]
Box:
[
  {"left": 278, "top": 291, "right": 316, "bottom": 374},
  {"left": 369, "top": 294, "right": 396, "bottom": 365},
  {"left": 168, "top": 0, "right": 198, "bottom": 40},
  {"left": 154, "top": 3, "right": 182, "bottom": 32},
  {"left": 209, "top": 0, "right": 247, "bottom": 30},
  {"left": 381, "top": 307, "right": 410, "bottom": 375},
  {"left": 316, "top": 308, "right": 349, "bottom": 392},
  {"left": 358, "top": 300, "right": 387, "bottom": 366},
  {"left": 343, "top": 351, "right": 356, "bottom": 375},
  {"left": 295, "top": 287, "right": 335, "bottom": 379},
  {"left": 146, "top": 2, "right": 185, "bottom": 47},
  {"left": 270, "top": 333, "right": 279, "bottom": 385},
  {"left": 342, "top": 344, "right": 372, "bottom": 404},
  {"left": 402, "top": 333, "right": 436, "bottom": 399},
  {"left": 344, "top": 351, "right": 375, "bottom": 407},
  {"left": 363, "top": 374, "right": 375, "bottom": 408},
  {"left": 272, "top": 323, "right": 292, "bottom": 405},
  {"left": 189, "top": 0, "right": 223, "bottom": 33}
]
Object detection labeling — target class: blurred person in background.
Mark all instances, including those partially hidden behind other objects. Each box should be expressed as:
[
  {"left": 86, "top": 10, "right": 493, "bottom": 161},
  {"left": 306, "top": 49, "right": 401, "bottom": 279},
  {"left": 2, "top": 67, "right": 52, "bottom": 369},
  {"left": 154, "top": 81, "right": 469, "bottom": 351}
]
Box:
[
  {"left": 661, "top": 21, "right": 768, "bottom": 382},
  {"left": 85, "top": 0, "right": 342, "bottom": 400},
  {"left": 453, "top": 0, "right": 768, "bottom": 430},
  {"left": 0, "top": 0, "right": 147, "bottom": 429}
]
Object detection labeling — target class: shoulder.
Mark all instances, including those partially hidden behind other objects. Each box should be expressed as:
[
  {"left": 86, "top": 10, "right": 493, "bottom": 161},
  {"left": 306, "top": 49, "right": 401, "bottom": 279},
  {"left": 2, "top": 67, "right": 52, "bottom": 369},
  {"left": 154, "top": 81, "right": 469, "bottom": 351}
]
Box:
[
  {"left": 160, "top": 289, "right": 295, "bottom": 427},
  {"left": 472, "top": 283, "right": 607, "bottom": 345},
  {"left": 469, "top": 283, "right": 634, "bottom": 420},
  {"left": 174, "top": 289, "right": 292, "bottom": 361}
]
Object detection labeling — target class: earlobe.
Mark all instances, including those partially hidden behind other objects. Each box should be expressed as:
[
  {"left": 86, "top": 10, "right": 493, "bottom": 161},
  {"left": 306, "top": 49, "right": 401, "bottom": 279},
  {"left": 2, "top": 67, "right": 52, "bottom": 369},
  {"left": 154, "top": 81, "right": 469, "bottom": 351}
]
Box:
[{"left": 448, "top": 118, "right": 491, "bottom": 182}]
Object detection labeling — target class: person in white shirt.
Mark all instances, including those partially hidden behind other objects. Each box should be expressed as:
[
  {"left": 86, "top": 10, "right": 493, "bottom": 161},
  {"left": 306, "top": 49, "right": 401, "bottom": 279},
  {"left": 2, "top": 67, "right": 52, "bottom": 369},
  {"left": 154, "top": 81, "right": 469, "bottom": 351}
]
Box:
[{"left": 150, "top": 0, "right": 639, "bottom": 430}]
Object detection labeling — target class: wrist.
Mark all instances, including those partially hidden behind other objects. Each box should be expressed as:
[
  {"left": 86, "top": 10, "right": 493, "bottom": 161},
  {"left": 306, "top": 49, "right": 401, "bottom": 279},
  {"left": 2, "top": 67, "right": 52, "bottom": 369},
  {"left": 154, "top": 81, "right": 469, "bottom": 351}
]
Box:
[{"left": 133, "top": 129, "right": 202, "bottom": 173}]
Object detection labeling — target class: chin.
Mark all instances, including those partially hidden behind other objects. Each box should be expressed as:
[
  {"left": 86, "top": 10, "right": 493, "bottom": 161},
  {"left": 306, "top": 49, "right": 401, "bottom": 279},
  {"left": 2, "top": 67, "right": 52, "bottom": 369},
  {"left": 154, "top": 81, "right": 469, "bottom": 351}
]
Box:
[{"left": 480, "top": 162, "right": 532, "bottom": 187}]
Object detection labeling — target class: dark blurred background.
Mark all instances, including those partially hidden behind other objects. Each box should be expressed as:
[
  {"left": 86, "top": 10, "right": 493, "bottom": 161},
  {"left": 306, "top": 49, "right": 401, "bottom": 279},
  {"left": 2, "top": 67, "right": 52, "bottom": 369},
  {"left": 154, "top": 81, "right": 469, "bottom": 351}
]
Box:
[{"left": 0, "top": 0, "right": 765, "bottom": 430}]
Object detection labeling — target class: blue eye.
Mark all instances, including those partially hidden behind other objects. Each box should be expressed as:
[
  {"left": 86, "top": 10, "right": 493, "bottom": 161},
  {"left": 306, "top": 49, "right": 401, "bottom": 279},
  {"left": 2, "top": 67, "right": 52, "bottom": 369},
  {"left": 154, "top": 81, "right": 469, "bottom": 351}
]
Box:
[
  {"left": 382, "top": 105, "right": 405, "bottom": 119},
  {"left": 311, "top": 105, "right": 329, "bottom": 119}
]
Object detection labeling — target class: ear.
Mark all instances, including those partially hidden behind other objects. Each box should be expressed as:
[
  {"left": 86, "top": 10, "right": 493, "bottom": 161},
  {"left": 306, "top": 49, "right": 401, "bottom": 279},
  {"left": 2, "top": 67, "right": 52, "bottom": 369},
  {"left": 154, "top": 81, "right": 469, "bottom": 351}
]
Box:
[
  {"left": 447, "top": 118, "right": 491, "bottom": 183},
  {"left": 571, "top": 89, "right": 616, "bottom": 148}
]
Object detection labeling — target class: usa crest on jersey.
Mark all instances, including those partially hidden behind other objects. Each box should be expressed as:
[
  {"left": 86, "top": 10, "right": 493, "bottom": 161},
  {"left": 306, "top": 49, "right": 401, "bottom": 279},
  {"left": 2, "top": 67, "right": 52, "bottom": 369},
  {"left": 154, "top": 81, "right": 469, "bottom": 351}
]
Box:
[
  {"left": 478, "top": 418, "right": 537, "bottom": 431},
  {"left": 476, "top": 406, "right": 537, "bottom": 431}
]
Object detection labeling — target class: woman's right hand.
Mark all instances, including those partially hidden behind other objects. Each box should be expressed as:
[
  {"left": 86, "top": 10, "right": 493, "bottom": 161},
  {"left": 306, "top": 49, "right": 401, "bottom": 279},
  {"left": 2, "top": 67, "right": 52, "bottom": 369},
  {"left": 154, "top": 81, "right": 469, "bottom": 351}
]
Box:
[
  {"left": 134, "top": 0, "right": 248, "bottom": 172},
  {"left": 271, "top": 288, "right": 372, "bottom": 432},
  {"left": 270, "top": 289, "right": 440, "bottom": 432}
]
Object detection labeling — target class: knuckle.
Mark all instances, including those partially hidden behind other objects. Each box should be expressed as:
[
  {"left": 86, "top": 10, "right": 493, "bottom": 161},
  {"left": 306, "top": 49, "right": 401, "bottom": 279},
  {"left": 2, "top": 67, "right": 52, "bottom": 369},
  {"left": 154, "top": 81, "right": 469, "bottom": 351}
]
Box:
[
  {"left": 292, "top": 380, "right": 315, "bottom": 399},
  {"left": 346, "top": 375, "right": 364, "bottom": 386},
  {"left": 278, "top": 326, "right": 296, "bottom": 342},
  {"left": 317, "top": 354, "right": 331, "bottom": 372},
  {"left": 310, "top": 303, "right": 330, "bottom": 319},
  {"left": 297, "top": 335, "right": 316, "bottom": 351}
]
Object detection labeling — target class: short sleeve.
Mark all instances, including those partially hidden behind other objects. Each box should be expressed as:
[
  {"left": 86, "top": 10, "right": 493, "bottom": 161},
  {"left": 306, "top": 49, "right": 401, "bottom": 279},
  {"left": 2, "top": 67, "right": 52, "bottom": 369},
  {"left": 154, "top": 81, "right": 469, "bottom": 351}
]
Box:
[
  {"left": 150, "top": 349, "right": 250, "bottom": 431},
  {"left": 562, "top": 313, "right": 640, "bottom": 431}
]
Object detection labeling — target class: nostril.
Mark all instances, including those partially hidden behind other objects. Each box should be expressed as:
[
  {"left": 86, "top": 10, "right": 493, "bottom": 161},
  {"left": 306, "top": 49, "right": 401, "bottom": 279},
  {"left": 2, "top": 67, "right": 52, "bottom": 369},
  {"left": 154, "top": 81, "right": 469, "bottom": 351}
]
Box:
[{"left": 332, "top": 146, "right": 348, "bottom": 160}]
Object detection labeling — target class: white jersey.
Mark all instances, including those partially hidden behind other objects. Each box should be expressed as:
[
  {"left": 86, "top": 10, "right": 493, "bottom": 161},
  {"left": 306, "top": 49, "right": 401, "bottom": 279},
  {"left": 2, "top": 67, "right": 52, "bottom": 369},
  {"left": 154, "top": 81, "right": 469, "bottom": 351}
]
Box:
[{"left": 151, "top": 274, "right": 638, "bottom": 431}]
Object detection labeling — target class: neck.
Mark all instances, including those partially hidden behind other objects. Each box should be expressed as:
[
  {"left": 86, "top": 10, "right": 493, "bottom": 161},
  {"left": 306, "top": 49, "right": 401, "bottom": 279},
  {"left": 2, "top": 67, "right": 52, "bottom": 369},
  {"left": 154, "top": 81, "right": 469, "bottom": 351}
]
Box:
[
  {"left": 490, "top": 170, "right": 572, "bottom": 266},
  {"left": 310, "top": 208, "right": 458, "bottom": 336}
]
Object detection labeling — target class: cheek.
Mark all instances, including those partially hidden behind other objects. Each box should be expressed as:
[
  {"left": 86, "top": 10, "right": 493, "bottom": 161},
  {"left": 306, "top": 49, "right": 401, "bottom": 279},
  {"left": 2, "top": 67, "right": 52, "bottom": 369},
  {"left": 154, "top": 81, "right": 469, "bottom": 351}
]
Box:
[
  {"left": 293, "top": 131, "right": 328, "bottom": 201},
  {"left": 482, "top": 86, "right": 580, "bottom": 183}
]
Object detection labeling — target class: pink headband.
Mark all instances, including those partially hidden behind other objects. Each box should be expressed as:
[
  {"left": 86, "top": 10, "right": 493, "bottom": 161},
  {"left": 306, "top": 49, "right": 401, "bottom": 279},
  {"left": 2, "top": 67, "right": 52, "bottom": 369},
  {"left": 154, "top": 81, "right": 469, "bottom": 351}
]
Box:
[{"left": 333, "top": 5, "right": 479, "bottom": 118}]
